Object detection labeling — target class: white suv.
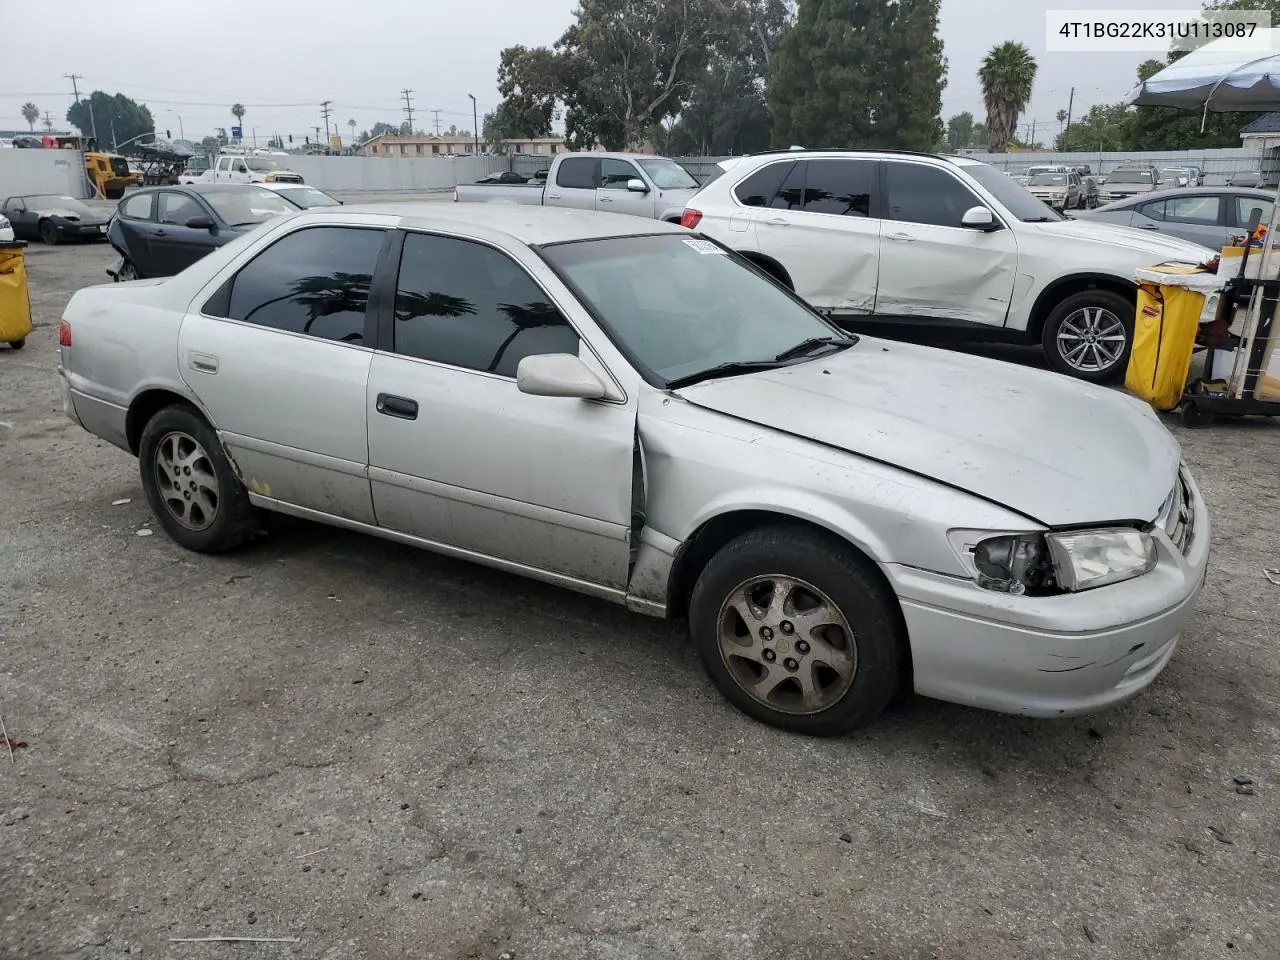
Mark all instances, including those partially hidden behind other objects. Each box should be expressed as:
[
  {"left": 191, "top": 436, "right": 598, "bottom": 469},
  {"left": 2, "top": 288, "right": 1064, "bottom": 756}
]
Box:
[{"left": 682, "top": 151, "right": 1215, "bottom": 382}]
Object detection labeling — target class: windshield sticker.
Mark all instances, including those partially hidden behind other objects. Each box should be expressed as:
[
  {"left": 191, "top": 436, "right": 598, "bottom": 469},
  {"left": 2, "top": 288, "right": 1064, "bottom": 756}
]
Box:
[{"left": 681, "top": 237, "right": 725, "bottom": 255}]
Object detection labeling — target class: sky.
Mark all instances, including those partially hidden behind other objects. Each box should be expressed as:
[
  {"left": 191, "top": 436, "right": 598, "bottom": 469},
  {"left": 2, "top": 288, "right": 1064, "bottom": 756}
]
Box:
[{"left": 1, "top": 0, "right": 1191, "bottom": 147}]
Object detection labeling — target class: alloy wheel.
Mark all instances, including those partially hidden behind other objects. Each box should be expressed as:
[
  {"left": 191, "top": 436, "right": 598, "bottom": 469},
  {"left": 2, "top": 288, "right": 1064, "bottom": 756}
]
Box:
[
  {"left": 1054, "top": 306, "right": 1127, "bottom": 373},
  {"left": 152, "top": 430, "right": 219, "bottom": 531},
  {"left": 716, "top": 575, "right": 857, "bottom": 715}
]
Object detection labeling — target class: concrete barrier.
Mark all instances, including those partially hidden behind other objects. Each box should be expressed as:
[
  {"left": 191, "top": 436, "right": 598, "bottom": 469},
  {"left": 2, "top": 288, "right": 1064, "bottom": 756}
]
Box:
[
  {"left": 282, "top": 154, "right": 508, "bottom": 193},
  {"left": 0, "top": 149, "right": 89, "bottom": 199}
]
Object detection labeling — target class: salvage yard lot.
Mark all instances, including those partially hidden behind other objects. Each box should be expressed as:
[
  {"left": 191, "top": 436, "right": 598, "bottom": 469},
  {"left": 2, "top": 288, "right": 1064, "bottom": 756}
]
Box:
[{"left": 2, "top": 243, "right": 1279, "bottom": 960}]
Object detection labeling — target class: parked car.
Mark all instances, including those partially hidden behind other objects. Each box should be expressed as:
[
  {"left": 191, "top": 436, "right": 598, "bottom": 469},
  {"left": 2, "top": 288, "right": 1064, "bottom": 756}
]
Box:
[
  {"left": 0, "top": 214, "right": 12, "bottom": 242},
  {"left": 1026, "top": 171, "right": 1083, "bottom": 211},
  {"left": 1080, "top": 175, "right": 1100, "bottom": 209},
  {"left": 1025, "top": 164, "right": 1071, "bottom": 180},
  {"left": 55, "top": 204, "right": 1210, "bottom": 736},
  {"left": 1096, "top": 166, "right": 1161, "bottom": 203},
  {"left": 1072, "top": 186, "right": 1274, "bottom": 249},
  {"left": 0, "top": 194, "right": 110, "bottom": 245},
  {"left": 453, "top": 152, "right": 700, "bottom": 222},
  {"left": 681, "top": 150, "right": 1215, "bottom": 383},
  {"left": 1225, "top": 170, "right": 1278, "bottom": 188},
  {"left": 475, "top": 171, "right": 531, "bottom": 184},
  {"left": 259, "top": 183, "right": 343, "bottom": 209},
  {"left": 203, "top": 152, "right": 305, "bottom": 185},
  {"left": 1157, "top": 167, "right": 1202, "bottom": 188},
  {"left": 105, "top": 183, "right": 296, "bottom": 280}
]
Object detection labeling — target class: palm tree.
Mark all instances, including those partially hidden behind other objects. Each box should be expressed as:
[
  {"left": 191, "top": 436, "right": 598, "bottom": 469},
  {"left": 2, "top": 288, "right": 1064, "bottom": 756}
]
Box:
[
  {"left": 230, "top": 103, "right": 246, "bottom": 140},
  {"left": 979, "top": 41, "right": 1037, "bottom": 153},
  {"left": 21, "top": 102, "right": 40, "bottom": 132}
]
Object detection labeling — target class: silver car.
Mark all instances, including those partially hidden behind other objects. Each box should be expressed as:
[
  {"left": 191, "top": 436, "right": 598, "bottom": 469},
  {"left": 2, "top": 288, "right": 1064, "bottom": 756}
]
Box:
[{"left": 57, "top": 205, "right": 1210, "bottom": 735}]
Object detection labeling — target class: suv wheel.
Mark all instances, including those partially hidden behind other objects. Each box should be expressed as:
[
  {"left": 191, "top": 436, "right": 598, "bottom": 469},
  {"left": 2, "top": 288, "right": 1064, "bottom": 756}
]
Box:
[{"left": 1040, "top": 289, "right": 1133, "bottom": 383}]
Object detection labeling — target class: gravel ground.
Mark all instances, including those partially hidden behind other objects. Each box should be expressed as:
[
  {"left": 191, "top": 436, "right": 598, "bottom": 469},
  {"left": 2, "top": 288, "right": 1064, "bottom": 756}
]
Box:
[{"left": 1, "top": 242, "right": 1278, "bottom": 960}]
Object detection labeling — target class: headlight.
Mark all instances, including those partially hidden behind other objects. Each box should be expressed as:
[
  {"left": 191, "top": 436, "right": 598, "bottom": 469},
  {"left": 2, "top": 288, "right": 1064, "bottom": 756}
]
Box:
[
  {"left": 949, "top": 527, "right": 1157, "bottom": 595},
  {"left": 1045, "top": 528, "right": 1157, "bottom": 592}
]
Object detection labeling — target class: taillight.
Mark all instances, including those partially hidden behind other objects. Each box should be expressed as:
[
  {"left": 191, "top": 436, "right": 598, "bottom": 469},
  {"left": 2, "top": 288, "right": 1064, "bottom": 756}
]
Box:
[
  {"left": 679, "top": 208, "right": 702, "bottom": 229},
  {"left": 58, "top": 319, "right": 72, "bottom": 346}
]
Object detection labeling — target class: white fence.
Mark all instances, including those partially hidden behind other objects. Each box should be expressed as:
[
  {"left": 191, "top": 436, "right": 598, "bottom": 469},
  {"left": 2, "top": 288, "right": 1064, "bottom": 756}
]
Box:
[
  {"left": 284, "top": 154, "right": 508, "bottom": 193},
  {"left": 0, "top": 149, "right": 89, "bottom": 199}
]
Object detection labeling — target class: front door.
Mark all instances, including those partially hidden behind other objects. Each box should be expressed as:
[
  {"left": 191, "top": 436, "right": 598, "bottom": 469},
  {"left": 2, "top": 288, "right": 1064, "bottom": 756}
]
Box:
[
  {"left": 750, "top": 158, "right": 882, "bottom": 314},
  {"left": 366, "top": 230, "right": 635, "bottom": 589},
  {"left": 874, "top": 160, "right": 1018, "bottom": 327},
  {"left": 178, "top": 224, "right": 387, "bottom": 523},
  {"left": 596, "top": 157, "right": 655, "bottom": 218},
  {"left": 545, "top": 156, "right": 599, "bottom": 210},
  {"left": 151, "top": 191, "right": 220, "bottom": 276}
]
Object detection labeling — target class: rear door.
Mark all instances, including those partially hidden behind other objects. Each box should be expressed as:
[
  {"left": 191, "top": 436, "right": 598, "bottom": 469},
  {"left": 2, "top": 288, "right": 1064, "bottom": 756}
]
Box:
[
  {"left": 596, "top": 157, "right": 655, "bottom": 218},
  {"left": 748, "top": 158, "right": 882, "bottom": 313},
  {"left": 178, "top": 224, "right": 389, "bottom": 522},
  {"left": 546, "top": 157, "right": 598, "bottom": 210},
  {"left": 150, "top": 191, "right": 220, "bottom": 276},
  {"left": 873, "top": 159, "right": 1018, "bottom": 327}
]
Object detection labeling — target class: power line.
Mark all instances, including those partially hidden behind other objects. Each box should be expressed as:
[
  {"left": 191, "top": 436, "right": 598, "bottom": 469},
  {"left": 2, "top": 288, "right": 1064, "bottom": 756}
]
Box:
[{"left": 401, "top": 88, "right": 415, "bottom": 133}]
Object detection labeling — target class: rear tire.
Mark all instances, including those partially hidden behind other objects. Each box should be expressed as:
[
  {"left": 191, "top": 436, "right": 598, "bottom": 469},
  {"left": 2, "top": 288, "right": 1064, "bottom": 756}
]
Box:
[
  {"left": 137, "top": 404, "right": 258, "bottom": 553},
  {"left": 39, "top": 220, "right": 59, "bottom": 246},
  {"left": 689, "top": 526, "right": 904, "bottom": 736},
  {"left": 8, "top": 338, "right": 25, "bottom": 350},
  {"left": 1040, "top": 289, "right": 1134, "bottom": 384}
]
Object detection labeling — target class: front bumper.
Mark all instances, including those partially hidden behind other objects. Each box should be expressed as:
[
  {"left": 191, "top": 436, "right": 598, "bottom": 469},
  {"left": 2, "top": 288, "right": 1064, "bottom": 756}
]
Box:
[{"left": 885, "top": 468, "right": 1211, "bottom": 718}]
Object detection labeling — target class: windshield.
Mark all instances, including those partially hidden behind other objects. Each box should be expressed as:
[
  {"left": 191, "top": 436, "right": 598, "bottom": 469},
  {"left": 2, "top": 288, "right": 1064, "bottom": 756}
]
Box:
[
  {"left": 636, "top": 158, "right": 699, "bottom": 190},
  {"left": 1109, "top": 170, "right": 1154, "bottom": 184},
  {"left": 245, "top": 157, "right": 281, "bottom": 172},
  {"left": 202, "top": 188, "right": 295, "bottom": 226},
  {"left": 540, "top": 234, "right": 846, "bottom": 384},
  {"left": 276, "top": 186, "right": 339, "bottom": 208},
  {"left": 961, "top": 162, "right": 1064, "bottom": 222},
  {"left": 1029, "top": 174, "right": 1067, "bottom": 186},
  {"left": 29, "top": 195, "right": 92, "bottom": 213}
]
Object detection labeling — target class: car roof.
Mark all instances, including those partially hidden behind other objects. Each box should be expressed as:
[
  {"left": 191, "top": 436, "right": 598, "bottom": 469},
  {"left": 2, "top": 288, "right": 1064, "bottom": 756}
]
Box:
[
  {"left": 1105, "top": 186, "right": 1274, "bottom": 205},
  {"left": 322, "top": 202, "right": 687, "bottom": 245},
  {"left": 130, "top": 183, "right": 276, "bottom": 196}
]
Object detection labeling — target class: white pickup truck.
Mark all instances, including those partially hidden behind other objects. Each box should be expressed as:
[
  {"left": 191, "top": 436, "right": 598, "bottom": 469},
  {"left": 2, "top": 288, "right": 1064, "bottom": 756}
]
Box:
[
  {"left": 202, "top": 153, "right": 305, "bottom": 185},
  {"left": 453, "top": 152, "right": 699, "bottom": 222}
]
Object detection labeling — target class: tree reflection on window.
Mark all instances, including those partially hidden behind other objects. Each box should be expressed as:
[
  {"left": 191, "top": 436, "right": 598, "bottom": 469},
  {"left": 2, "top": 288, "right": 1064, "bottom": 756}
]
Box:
[{"left": 241, "top": 271, "right": 372, "bottom": 343}]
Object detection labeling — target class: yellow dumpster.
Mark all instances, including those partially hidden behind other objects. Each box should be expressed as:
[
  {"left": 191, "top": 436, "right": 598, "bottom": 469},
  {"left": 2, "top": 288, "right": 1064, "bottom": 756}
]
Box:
[
  {"left": 1125, "top": 265, "right": 1224, "bottom": 411},
  {"left": 0, "top": 241, "right": 33, "bottom": 350}
]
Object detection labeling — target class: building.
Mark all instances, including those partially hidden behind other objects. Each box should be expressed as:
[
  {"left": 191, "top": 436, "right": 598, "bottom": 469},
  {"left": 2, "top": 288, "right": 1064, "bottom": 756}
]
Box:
[
  {"left": 1240, "top": 113, "right": 1280, "bottom": 151},
  {"left": 364, "top": 134, "right": 566, "bottom": 157}
]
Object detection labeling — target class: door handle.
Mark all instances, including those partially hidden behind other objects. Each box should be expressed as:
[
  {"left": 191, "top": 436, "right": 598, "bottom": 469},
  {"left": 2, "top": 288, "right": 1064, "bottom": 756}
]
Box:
[
  {"left": 188, "top": 352, "right": 219, "bottom": 374},
  {"left": 1139, "top": 224, "right": 1160, "bottom": 229},
  {"left": 375, "top": 393, "right": 418, "bottom": 420},
  {"left": 154, "top": 230, "right": 168, "bottom": 237},
  {"left": 764, "top": 218, "right": 790, "bottom": 226},
  {"left": 886, "top": 232, "right": 916, "bottom": 242},
  {"left": 547, "top": 194, "right": 561, "bottom": 199},
  {"left": 598, "top": 197, "right": 614, "bottom": 203}
]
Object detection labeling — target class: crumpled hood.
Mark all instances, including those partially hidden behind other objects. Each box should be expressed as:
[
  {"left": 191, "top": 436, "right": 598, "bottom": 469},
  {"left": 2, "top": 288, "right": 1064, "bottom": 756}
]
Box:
[
  {"left": 1033, "top": 217, "right": 1214, "bottom": 259},
  {"left": 674, "top": 340, "right": 1181, "bottom": 527}
]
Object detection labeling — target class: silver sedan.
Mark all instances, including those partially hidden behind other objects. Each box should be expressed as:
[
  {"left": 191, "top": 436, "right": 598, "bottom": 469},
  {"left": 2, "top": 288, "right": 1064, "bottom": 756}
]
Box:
[{"left": 56, "top": 205, "right": 1210, "bottom": 735}]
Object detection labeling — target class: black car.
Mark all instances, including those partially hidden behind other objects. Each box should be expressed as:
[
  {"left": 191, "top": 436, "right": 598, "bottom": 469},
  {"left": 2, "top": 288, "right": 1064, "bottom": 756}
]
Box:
[
  {"left": 0, "top": 194, "right": 111, "bottom": 244},
  {"left": 107, "top": 183, "right": 297, "bottom": 280}
]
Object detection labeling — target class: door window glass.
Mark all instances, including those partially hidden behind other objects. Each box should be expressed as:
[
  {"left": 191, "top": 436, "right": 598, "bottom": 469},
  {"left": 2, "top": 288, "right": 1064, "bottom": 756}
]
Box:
[
  {"left": 1234, "top": 196, "right": 1273, "bottom": 229},
  {"left": 223, "top": 226, "right": 384, "bottom": 344},
  {"left": 733, "top": 161, "right": 794, "bottom": 207},
  {"left": 800, "top": 159, "right": 875, "bottom": 217},
  {"left": 393, "top": 233, "right": 578, "bottom": 377},
  {"left": 121, "top": 193, "right": 153, "bottom": 220},
  {"left": 555, "top": 157, "right": 598, "bottom": 190},
  {"left": 1137, "top": 200, "right": 1167, "bottom": 222},
  {"left": 769, "top": 162, "right": 807, "bottom": 210},
  {"left": 1165, "top": 195, "right": 1220, "bottom": 225},
  {"left": 884, "top": 162, "right": 982, "bottom": 227},
  {"left": 158, "top": 192, "right": 205, "bottom": 225},
  {"left": 234, "top": 160, "right": 249, "bottom": 173},
  {"left": 600, "top": 158, "right": 641, "bottom": 190}
]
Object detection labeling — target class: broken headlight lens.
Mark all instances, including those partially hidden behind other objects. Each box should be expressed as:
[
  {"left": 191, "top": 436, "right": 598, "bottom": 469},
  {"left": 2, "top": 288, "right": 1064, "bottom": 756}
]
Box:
[
  {"left": 1045, "top": 528, "right": 1157, "bottom": 592},
  {"left": 970, "top": 534, "right": 1052, "bottom": 595}
]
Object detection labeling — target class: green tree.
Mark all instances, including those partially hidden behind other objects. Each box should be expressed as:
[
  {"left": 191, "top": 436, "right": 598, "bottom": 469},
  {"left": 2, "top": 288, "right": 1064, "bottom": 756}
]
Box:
[
  {"left": 66, "top": 92, "right": 154, "bottom": 149},
  {"left": 978, "top": 40, "right": 1036, "bottom": 153},
  {"left": 946, "top": 111, "right": 974, "bottom": 149},
  {"left": 20, "top": 102, "right": 39, "bottom": 132},
  {"left": 495, "top": 45, "right": 561, "bottom": 139},
  {"left": 1055, "top": 103, "right": 1134, "bottom": 151},
  {"left": 768, "top": 0, "right": 946, "bottom": 151}
]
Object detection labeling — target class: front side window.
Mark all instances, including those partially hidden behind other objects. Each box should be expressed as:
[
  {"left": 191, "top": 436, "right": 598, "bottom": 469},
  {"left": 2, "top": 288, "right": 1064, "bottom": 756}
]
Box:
[
  {"left": 202, "top": 188, "right": 295, "bottom": 226},
  {"left": 556, "top": 157, "right": 598, "bottom": 190},
  {"left": 884, "top": 162, "right": 981, "bottom": 228},
  {"left": 158, "top": 192, "right": 204, "bottom": 225},
  {"left": 393, "top": 233, "right": 578, "bottom": 377},
  {"left": 121, "top": 192, "right": 153, "bottom": 220},
  {"left": 223, "top": 226, "right": 384, "bottom": 344},
  {"left": 800, "top": 160, "right": 875, "bottom": 217},
  {"left": 600, "top": 158, "right": 641, "bottom": 190}
]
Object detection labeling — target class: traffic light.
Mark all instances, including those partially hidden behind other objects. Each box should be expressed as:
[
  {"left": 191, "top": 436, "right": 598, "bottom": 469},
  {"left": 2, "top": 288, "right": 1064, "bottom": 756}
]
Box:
[
  {"left": 288, "top": 134, "right": 293, "bottom": 144},
  {"left": 165, "top": 129, "right": 171, "bottom": 139},
  {"left": 304, "top": 136, "right": 310, "bottom": 144}
]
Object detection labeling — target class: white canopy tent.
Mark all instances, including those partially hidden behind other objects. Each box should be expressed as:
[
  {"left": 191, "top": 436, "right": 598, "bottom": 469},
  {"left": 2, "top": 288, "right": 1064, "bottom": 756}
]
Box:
[{"left": 1127, "top": 30, "right": 1280, "bottom": 400}]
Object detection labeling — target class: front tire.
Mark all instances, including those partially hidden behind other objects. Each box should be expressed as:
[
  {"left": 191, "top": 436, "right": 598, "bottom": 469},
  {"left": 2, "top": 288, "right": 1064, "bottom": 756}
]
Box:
[
  {"left": 7, "top": 338, "right": 25, "bottom": 349},
  {"left": 1040, "top": 289, "right": 1134, "bottom": 383},
  {"left": 39, "top": 220, "right": 59, "bottom": 246},
  {"left": 689, "top": 526, "right": 905, "bottom": 736},
  {"left": 116, "top": 259, "right": 138, "bottom": 282},
  {"left": 137, "top": 404, "right": 258, "bottom": 553}
]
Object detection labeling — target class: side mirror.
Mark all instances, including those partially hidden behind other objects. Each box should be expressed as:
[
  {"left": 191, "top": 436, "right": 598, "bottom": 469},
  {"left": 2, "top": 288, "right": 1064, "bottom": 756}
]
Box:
[
  {"left": 185, "top": 216, "right": 215, "bottom": 230},
  {"left": 626, "top": 178, "right": 649, "bottom": 193},
  {"left": 516, "top": 353, "right": 607, "bottom": 399},
  {"left": 961, "top": 205, "right": 998, "bottom": 231}
]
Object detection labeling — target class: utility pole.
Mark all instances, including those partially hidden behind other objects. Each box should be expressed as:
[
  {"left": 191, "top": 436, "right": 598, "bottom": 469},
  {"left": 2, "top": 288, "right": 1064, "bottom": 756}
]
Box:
[
  {"left": 1065, "top": 87, "right": 1075, "bottom": 133},
  {"left": 65, "top": 72, "right": 97, "bottom": 141},
  {"left": 1030, "top": 119, "right": 1036, "bottom": 147},
  {"left": 42, "top": 111, "right": 53, "bottom": 132},
  {"left": 400, "top": 88, "right": 415, "bottom": 134},
  {"left": 313, "top": 126, "right": 322, "bottom": 151},
  {"left": 320, "top": 100, "right": 333, "bottom": 150},
  {"left": 431, "top": 109, "right": 442, "bottom": 135},
  {"left": 468, "top": 94, "right": 479, "bottom": 155}
]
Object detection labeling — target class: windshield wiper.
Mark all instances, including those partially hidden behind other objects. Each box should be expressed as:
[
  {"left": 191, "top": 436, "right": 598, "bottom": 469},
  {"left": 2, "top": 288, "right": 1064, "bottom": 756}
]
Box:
[
  {"left": 666, "top": 360, "right": 788, "bottom": 389},
  {"left": 1023, "top": 216, "right": 1056, "bottom": 222},
  {"left": 772, "top": 336, "right": 856, "bottom": 362}
]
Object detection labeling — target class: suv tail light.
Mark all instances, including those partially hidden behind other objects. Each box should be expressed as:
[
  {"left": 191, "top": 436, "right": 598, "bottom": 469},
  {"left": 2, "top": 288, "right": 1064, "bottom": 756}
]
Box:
[
  {"left": 679, "top": 208, "right": 702, "bottom": 229},
  {"left": 59, "top": 320, "right": 72, "bottom": 347}
]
